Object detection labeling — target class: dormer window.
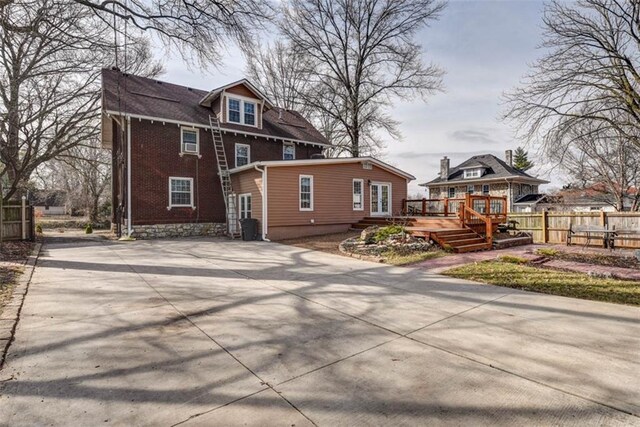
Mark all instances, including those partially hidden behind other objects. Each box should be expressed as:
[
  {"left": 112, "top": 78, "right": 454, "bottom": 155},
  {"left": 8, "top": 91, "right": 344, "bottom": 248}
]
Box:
[
  {"left": 227, "top": 96, "right": 257, "bottom": 127},
  {"left": 463, "top": 168, "right": 483, "bottom": 179}
]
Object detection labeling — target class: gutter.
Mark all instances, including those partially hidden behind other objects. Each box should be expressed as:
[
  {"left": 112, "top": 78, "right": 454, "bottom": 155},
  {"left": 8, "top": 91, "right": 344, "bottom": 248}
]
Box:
[
  {"left": 127, "top": 115, "right": 133, "bottom": 237},
  {"left": 254, "top": 164, "right": 269, "bottom": 242}
]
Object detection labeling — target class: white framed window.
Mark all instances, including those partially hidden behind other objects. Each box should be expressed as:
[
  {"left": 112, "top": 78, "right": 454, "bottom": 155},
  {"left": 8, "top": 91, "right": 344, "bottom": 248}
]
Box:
[
  {"left": 239, "top": 193, "right": 252, "bottom": 219},
  {"left": 353, "top": 179, "right": 364, "bottom": 211},
  {"left": 169, "top": 177, "right": 194, "bottom": 208},
  {"left": 482, "top": 184, "right": 490, "bottom": 195},
  {"left": 227, "top": 96, "right": 258, "bottom": 127},
  {"left": 180, "top": 127, "right": 199, "bottom": 155},
  {"left": 464, "top": 168, "right": 482, "bottom": 179},
  {"left": 283, "top": 142, "right": 295, "bottom": 160},
  {"left": 448, "top": 187, "right": 456, "bottom": 198},
  {"left": 467, "top": 184, "right": 475, "bottom": 194},
  {"left": 235, "top": 143, "right": 250, "bottom": 167},
  {"left": 299, "top": 175, "right": 314, "bottom": 211}
]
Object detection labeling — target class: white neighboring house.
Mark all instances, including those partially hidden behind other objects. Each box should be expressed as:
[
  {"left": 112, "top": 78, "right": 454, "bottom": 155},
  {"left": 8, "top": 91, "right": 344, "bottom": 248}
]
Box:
[{"left": 31, "top": 191, "right": 67, "bottom": 216}]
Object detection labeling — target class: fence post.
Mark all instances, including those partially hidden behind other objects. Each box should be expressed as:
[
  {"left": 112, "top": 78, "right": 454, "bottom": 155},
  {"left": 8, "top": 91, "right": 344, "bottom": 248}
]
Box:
[
  {"left": 401, "top": 198, "right": 406, "bottom": 215},
  {"left": 541, "top": 210, "right": 548, "bottom": 243},
  {"left": 21, "top": 196, "right": 26, "bottom": 240},
  {"left": 421, "top": 198, "right": 426, "bottom": 216},
  {"left": 444, "top": 198, "right": 449, "bottom": 217},
  {"left": 600, "top": 210, "right": 607, "bottom": 228}
]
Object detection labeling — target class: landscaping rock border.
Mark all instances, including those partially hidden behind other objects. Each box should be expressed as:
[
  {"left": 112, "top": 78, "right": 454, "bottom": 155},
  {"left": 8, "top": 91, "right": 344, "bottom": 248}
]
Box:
[
  {"left": 493, "top": 236, "right": 534, "bottom": 250},
  {"left": 0, "top": 242, "right": 42, "bottom": 370}
]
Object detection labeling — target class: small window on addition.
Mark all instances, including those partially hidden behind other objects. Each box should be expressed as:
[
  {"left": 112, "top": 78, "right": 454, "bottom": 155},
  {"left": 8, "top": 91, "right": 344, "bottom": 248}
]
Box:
[
  {"left": 353, "top": 179, "right": 364, "bottom": 211},
  {"left": 299, "top": 175, "right": 314, "bottom": 211}
]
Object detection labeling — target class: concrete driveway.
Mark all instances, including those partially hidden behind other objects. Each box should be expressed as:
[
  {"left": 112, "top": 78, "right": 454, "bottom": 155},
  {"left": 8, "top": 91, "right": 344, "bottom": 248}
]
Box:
[{"left": 0, "top": 237, "right": 638, "bottom": 426}]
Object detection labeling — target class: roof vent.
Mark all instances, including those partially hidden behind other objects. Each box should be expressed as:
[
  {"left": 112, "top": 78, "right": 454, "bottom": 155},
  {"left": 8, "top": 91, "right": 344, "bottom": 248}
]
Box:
[
  {"left": 278, "top": 108, "right": 283, "bottom": 120},
  {"left": 156, "top": 81, "right": 162, "bottom": 85}
]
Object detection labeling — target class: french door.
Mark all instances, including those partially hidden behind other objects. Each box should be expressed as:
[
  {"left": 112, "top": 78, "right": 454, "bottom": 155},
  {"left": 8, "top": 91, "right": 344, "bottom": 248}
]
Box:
[{"left": 370, "top": 183, "right": 391, "bottom": 216}]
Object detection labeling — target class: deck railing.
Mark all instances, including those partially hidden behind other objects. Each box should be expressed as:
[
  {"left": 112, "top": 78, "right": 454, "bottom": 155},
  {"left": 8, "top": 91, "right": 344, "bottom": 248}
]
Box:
[
  {"left": 460, "top": 203, "right": 493, "bottom": 246},
  {"left": 402, "top": 195, "right": 507, "bottom": 219}
]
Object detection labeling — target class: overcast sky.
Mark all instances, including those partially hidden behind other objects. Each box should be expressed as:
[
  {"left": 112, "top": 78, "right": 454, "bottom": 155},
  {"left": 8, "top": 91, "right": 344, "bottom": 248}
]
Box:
[{"left": 158, "top": 0, "right": 554, "bottom": 195}]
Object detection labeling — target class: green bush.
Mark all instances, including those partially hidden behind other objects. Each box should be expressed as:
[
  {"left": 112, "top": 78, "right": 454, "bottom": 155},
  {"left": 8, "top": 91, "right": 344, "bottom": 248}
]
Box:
[
  {"left": 537, "top": 248, "right": 558, "bottom": 257},
  {"left": 498, "top": 255, "right": 529, "bottom": 264},
  {"left": 35, "top": 224, "right": 43, "bottom": 234},
  {"left": 374, "top": 225, "right": 405, "bottom": 242},
  {"left": 85, "top": 223, "right": 93, "bottom": 234}
]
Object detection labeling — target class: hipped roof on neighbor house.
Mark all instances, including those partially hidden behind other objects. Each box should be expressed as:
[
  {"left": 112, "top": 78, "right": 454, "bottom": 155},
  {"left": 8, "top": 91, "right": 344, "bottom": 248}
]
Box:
[
  {"left": 101, "top": 68, "right": 330, "bottom": 146},
  {"left": 420, "top": 154, "right": 549, "bottom": 186},
  {"left": 229, "top": 157, "right": 416, "bottom": 181}
]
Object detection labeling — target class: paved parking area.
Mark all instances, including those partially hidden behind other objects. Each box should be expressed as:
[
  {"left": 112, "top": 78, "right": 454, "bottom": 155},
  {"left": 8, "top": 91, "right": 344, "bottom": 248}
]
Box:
[{"left": 0, "top": 237, "right": 638, "bottom": 426}]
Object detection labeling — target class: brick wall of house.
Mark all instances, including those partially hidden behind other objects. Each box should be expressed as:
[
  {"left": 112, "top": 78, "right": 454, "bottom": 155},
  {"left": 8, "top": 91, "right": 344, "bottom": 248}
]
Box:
[{"left": 127, "top": 119, "right": 322, "bottom": 225}]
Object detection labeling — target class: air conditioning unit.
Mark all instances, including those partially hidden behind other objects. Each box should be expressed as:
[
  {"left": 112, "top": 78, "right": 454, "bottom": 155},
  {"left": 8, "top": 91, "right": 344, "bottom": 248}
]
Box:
[{"left": 183, "top": 142, "right": 198, "bottom": 153}]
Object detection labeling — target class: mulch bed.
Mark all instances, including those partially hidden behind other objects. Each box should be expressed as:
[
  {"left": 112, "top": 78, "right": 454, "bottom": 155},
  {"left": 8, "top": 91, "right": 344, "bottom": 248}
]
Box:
[
  {"left": 543, "top": 250, "right": 640, "bottom": 270},
  {"left": 0, "top": 241, "right": 34, "bottom": 316}
]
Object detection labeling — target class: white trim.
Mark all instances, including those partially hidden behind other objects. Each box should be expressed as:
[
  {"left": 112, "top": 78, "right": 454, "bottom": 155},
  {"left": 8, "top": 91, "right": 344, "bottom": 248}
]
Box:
[
  {"left": 180, "top": 127, "right": 200, "bottom": 156},
  {"left": 126, "top": 116, "right": 132, "bottom": 237},
  {"left": 352, "top": 179, "right": 364, "bottom": 211},
  {"left": 235, "top": 143, "right": 251, "bottom": 168},
  {"left": 229, "top": 156, "right": 415, "bottom": 181},
  {"left": 103, "top": 110, "right": 330, "bottom": 148},
  {"left": 199, "top": 79, "right": 275, "bottom": 108},
  {"left": 226, "top": 96, "right": 258, "bottom": 128},
  {"left": 299, "top": 174, "right": 314, "bottom": 211},
  {"left": 238, "top": 193, "right": 252, "bottom": 219},
  {"left": 168, "top": 177, "right": 195, "bottom": 208},
  {"left": 283, "top": 142, "right": 295, "bottom": 160},
  {"left": 370, "top": 181, "right": 392, "bottom": 216},
  {"left": 464, "top": 169, "right": 483, "bottom": 179}
]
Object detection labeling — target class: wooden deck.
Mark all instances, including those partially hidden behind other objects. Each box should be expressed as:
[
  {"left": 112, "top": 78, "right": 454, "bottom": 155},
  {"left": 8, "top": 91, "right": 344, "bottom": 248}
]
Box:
[{"left": 351, "top": 216, "right": 493, "bottom": 253}]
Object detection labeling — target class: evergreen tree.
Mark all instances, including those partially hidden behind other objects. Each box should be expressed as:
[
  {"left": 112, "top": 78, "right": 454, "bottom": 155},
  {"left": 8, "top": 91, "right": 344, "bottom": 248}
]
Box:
[{"left": 513, "top": 147, "right": 534, "bottom": 171}]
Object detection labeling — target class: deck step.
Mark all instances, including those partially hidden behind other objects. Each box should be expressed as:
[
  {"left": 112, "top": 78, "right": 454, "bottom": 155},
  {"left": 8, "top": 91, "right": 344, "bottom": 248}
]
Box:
[{"left": 454, "top": 242, "right": 492, "bottom": 253}]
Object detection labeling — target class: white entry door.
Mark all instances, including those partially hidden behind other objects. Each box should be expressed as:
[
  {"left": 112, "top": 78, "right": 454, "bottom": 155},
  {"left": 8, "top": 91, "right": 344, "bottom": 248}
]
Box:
[{"left": 370, "top": 183, "right": 391, "bottom": 216}]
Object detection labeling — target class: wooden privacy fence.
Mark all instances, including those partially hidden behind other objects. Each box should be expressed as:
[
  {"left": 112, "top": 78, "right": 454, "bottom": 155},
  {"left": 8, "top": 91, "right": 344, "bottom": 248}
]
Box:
[
  {"left": 1, "top": 200, "right": 35, "bottom": 242},
  {"left": 507, "top": 211, "right": 640, "bottom": 249}
]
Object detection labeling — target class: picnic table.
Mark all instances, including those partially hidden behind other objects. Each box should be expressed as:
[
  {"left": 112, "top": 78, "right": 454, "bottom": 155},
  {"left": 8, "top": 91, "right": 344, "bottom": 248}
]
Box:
[{"left": 567, "top": 224, "right": 618, "bottom": 249}]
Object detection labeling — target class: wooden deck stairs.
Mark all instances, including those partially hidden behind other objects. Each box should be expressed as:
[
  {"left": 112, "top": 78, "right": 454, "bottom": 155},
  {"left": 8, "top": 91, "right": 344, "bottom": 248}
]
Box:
[{"left": 351, "top": 217, "right": 492, "bottom": 253}]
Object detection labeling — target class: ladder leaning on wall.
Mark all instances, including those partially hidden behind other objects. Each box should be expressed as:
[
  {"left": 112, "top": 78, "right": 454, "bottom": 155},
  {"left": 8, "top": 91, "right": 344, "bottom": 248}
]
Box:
[{"left": 209, "top": 115, "right": 239, "bottom": 238}]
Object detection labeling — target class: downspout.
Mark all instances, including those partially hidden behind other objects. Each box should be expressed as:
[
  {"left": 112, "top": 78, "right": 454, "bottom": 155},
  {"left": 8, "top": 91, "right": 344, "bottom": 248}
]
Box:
[
  {"left": 254, "top": 164, "right": 269, "bottom": 241},
  {"left": 127, "top": 115, "right": 132, "bottom": 237}
]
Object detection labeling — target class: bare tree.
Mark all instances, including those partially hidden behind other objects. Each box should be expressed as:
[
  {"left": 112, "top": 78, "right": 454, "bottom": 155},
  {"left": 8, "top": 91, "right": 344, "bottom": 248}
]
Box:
[
  {"left": 505, "top": 0, "right": 640, "bottom": 151},
  {"left": 279, "top": 0, "right": 445, "bottom": 157},
  {"left": 547, "top": 119, "right": 640, "bottom": 211},
  {"left": 0, "top": 0, "right": 273, "bottom": 66},
  {"left": 0, "top": 0, "right": 110, "bottom": 201},
  {"left": 0, "top": 0, "right": 163, "bottom": 202}
]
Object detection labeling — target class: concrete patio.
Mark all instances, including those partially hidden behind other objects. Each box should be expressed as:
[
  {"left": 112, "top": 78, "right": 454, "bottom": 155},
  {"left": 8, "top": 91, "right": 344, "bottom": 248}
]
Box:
[{"left": 0, "top": 237, "right": 638, "bottom": 426}]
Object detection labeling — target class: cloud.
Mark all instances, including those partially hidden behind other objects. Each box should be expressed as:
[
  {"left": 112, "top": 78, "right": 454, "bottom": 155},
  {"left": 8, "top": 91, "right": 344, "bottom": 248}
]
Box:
[{"left": 450, "top": 129, "right": 502, "bottom": 145}]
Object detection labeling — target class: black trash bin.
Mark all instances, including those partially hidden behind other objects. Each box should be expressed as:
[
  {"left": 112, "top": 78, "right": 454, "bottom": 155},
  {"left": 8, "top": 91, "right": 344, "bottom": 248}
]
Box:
[{"left": 239, "top": 218, "right": 258, "bottom": 241}]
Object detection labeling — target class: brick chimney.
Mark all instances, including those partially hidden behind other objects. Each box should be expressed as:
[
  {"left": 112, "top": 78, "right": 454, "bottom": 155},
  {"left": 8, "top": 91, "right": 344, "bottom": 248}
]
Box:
[
  {"left": 440, "top": 156, "right": 450, "bottom": 180},
  {"left": 505, "top": 150, "right": 513, "bottom": 166}
]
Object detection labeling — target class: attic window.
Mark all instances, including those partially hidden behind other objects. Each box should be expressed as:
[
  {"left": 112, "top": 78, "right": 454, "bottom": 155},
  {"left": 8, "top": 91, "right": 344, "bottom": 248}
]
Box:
[
  {"left": 464, "top": 168, "right": 482, "bottom": 179},
  {"left": 362, "top": 161, "right": 373, "bottom": 170},
  {"left": 227, "top": 96, "right": 257, "bottom": 127}
]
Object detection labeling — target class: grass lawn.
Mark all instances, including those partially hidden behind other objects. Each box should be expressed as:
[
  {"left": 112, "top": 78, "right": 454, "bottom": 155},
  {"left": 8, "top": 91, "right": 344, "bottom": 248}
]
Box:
[
  {"left": 443, "top": 260, "right": 640, "bottom": 306},
  {"left": 381, "top": 249, "right": 447, "bottom": 266}
]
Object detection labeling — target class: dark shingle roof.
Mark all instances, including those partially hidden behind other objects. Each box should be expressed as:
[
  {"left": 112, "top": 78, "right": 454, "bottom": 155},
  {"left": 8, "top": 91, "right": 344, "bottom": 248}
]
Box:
[
  {"left": 421, "top": 154, "right": 548, "bottom": 186},
  {"left": 101, "top": 68, "right": 330, "bottom": 146},
  {"left": 514, "top": 194, "right": 547, "bottom": 204}
]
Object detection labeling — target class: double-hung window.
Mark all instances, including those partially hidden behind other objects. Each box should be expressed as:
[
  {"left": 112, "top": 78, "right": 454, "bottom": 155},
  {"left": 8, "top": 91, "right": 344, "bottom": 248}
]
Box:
[
  {"left": 467, "top": 184, "right": 475, "bottom": 194},
  {"left": 353, "top": 179, "right": 364, "bottom": 210},
  {"left": 239, "top": 194, "right": 252, "bottom": 219},
  {"left": 235, "top": 143, "right": 250, "bottom": 167},
  {"left": 181, "top": 128, "right": 199, "bottom": 154},
  {"left": 299, "top": 175, "right": 313, "bottom": 211},
  {"left": 482, "top": 184, "right": 490, "bottom": 195},
  {"left": 169, "top": 177, "right": 193, "bottom": 208},
  {"left": 283, "top": 142, "right": 295, "bottom": 160},
  {"left": 448, "top": 187, "right": 456, "bottom": 198},
  {"left": 464, "top": 168, "right": 482, "bottom": 179},
  {"left": 227, "top": 97, "right": 257, "bottom": 127}
]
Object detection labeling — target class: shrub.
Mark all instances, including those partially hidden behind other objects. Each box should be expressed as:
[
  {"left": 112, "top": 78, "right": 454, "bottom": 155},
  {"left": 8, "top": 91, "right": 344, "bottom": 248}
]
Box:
[
  {"left": 85, "top": 223, "right": 93, "bottom": 234},
  {"left": 374, "top": 225, "right": 405, "bottom": 242},
  {"left": 35, "top": 224, "right": 42, "bottom": 234},
  {"left": 537, "top": 248, "right": 558, "bottom": 257},
  {"left": 498, "top": 255, "right": 528, "bottom": 264}
]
